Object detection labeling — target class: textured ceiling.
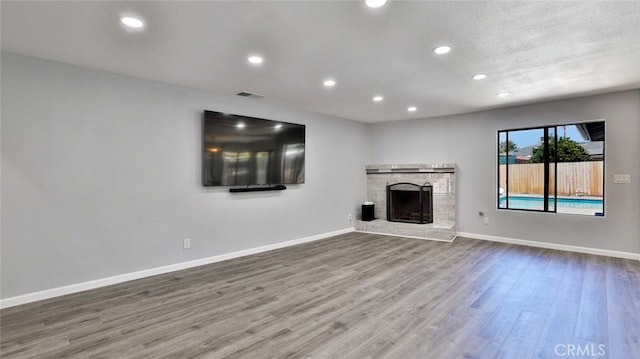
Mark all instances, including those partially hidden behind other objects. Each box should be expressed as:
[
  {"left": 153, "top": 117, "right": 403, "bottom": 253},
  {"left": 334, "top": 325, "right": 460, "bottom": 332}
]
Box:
[{"left": 2, "top": 1, "right": 639, "bottom": 122}]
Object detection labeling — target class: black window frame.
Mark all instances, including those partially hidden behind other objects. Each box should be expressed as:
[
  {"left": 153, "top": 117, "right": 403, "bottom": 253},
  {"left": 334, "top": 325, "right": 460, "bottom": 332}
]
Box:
[{"left": 497, "top": 121, "right": 605, "bottom": 216}]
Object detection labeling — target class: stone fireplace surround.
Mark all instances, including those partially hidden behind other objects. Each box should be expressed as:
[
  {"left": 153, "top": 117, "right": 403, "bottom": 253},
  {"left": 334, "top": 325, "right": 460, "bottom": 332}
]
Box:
[{"left": 355, "top": 163, "right": 456, "bottom": 241}]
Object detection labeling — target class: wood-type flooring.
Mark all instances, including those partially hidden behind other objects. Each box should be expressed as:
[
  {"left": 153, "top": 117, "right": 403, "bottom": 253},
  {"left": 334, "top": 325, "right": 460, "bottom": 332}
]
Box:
[{"left": 2, "top": 233, "right": 639, "bottom": 358}]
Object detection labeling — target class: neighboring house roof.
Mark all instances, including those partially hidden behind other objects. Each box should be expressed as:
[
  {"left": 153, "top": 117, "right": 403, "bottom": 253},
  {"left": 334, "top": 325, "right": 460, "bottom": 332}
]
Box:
[
  {"left": 513, "top": 145, "right": 534, "bottom": 157},
  {"left": 581, "top": 141, "right": 604, "bottom": 157},
  {"left": 512, "top": 141, "right": 603, "bottom": 159}
]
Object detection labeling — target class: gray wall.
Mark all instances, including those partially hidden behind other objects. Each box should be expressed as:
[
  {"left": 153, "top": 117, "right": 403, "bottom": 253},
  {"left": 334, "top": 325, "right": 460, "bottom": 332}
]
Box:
[
  {"left": 0, "top": 52, "right": 369, "bottom": 298},
  {"left": 2, "top": 52, "right": 638, "bottom": 300},
  {"left": 369, "top": 90, "right": 640, "bottom": 254}
]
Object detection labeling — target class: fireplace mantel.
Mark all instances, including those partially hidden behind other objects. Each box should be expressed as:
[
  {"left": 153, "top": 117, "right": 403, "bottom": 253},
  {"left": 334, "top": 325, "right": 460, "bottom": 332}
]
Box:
[
  {"left": 366, "top": 163, "right": 456, "bottom": 174},
  {"left": 356, "top": 163, "right": 457, "bottom": 241}
]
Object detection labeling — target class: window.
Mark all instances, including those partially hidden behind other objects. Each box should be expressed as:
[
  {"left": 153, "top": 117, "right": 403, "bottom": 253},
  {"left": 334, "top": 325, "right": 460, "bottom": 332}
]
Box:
[{"left": 498, "top": 121, "right": 604, "bottom": 216}]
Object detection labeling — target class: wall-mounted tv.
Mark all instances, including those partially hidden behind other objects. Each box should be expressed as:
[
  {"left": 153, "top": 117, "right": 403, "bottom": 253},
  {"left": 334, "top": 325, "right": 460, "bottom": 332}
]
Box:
[{"left": 203, "top": 110, "right": 305, "bottom": 187}]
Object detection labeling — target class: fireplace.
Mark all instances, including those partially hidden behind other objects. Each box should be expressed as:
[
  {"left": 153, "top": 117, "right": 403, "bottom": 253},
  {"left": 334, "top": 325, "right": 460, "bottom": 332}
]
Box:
[
  {"left": 358, "top": 163, "right": 456, "bottom": 241},
  {"left": 386, "top": 182, "right": 433, "bottom": 224}
]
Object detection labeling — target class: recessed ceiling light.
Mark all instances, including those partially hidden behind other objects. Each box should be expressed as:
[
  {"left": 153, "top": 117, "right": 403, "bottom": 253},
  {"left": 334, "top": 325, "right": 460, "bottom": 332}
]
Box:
[
  {"left": 497, "top": 92, "right": 510, "bottom": 97},
  {"left": 274, "top": 124, "right": 283, "bottom": 130},
  {"left": 373, "top": 95, "right": 384, "bottom": 102},
  {"left": 120, "top": 16, "right": 144, "bottom": 29},
  {"left": 236, "top": 123, "right": 246, "bottom": 129},
  {"left": 473, "top": 74, "right": 487, "bottom": 80},
  {"left": 408, "top": 106, "right": 417, "bottom": 112},
  {"left": 323, "top": 79, "right": 336, "bottom": 87},
  {"left": 247, "top": 56, "right": 263, "bottom": 65},
  {"left": 365, "top": 0, "right": 388, "bottom": 8},
  {"left": 433, "top": 46, "right": 451, "bottom": 55}
]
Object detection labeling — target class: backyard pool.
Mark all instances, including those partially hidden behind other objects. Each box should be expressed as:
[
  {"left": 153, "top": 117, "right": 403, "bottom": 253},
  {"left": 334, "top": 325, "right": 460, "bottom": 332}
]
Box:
[{"left": 499, "top": 196, "right": 603, "bottom": 214}]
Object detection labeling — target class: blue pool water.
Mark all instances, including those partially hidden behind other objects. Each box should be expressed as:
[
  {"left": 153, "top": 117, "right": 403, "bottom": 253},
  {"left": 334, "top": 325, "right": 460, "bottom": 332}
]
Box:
[{"left": 499, "top": 196, "right": 603, "bottom": 210}]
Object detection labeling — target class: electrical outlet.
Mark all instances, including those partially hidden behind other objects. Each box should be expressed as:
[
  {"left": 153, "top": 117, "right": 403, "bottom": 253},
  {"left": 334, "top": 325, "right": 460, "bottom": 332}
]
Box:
[
  {"left": 483, "top": 217, "right": 489, "bottom": 225},
  {"left": 183, "top": 238, "right": 191, "bottom": 249},
  {"left": 348, "top": 213, "right": 353, "bottom": 221}
]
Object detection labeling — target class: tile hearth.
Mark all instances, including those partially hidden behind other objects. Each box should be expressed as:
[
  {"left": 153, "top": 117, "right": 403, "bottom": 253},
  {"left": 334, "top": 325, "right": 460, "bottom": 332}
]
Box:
[{"left": 355, "top": 163, "right": 457, "bottom": 241}]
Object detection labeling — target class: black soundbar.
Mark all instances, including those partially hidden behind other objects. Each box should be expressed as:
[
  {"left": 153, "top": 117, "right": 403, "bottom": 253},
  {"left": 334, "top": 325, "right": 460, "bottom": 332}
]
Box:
[{"left": 229, "top": 184, "right": 287, "bottom": 193}]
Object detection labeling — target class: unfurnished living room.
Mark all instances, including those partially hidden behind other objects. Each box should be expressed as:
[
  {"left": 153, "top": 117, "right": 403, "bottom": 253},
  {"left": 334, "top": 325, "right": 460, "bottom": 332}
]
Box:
[{"left": 1, "top": 1, "right": 639, "bottom": 358}]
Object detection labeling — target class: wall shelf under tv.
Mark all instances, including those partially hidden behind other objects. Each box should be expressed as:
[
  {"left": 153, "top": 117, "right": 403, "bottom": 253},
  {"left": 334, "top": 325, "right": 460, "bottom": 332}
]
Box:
[{"left": 229, "top": 185, "right": 287, "bottom": 193}]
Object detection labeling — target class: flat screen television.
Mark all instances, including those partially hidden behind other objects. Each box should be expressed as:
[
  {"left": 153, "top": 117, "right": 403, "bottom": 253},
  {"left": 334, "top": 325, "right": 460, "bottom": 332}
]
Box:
[{"left": 202, "top": 110, "right": 305, "bottom": 187}]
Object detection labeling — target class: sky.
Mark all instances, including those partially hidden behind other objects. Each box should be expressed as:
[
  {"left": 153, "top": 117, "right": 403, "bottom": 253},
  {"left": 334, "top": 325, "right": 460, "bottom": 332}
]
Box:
[{"left": 501, "top": 125, "right": 585, "bottom": 148}]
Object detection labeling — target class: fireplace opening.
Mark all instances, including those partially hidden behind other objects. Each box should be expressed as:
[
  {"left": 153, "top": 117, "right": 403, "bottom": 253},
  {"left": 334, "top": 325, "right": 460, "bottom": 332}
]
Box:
[{"left": 387, "top": 182, "right": 433, "bottom": 224}]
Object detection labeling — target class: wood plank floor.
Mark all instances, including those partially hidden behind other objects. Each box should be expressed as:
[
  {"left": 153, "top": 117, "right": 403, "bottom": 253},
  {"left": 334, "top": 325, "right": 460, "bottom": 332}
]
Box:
[{"left": 1, "top": 233, "right": 639, "bottom": 358}]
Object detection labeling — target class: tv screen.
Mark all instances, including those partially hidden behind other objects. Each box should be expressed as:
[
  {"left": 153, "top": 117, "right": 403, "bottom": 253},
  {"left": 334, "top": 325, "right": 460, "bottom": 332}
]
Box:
[{"left": 203, "top": 110, "right": 305, "bottom": 187}]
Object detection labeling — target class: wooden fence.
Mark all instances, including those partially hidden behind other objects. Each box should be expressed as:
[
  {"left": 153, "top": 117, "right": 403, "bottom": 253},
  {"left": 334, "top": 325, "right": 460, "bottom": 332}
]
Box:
[{"left": 499, "top": 161, "right": 603, "bottom": 196}]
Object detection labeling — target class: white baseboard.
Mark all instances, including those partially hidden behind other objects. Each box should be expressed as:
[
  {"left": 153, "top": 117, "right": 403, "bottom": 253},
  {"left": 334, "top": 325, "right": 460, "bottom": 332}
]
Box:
[
  {"left": 0, "top": 228, "right": 354, "bottom": 309},
  {"left": 354, "top": 230, "right": 455, "bottom": 243},
  {"left": 457, "top": 232, "right": 640, "bottom": 261}
]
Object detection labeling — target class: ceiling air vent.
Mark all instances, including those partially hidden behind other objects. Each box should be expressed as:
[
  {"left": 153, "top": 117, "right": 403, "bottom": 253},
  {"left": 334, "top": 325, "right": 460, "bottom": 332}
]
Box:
[{"left": 236, "top": 91, "right": 263, "bottom": 99}]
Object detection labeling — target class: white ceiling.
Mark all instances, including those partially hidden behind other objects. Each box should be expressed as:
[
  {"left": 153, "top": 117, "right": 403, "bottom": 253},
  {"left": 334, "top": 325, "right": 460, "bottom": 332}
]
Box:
[{"left": 2, "top": 1, "right": 639, "bottom": 123}]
